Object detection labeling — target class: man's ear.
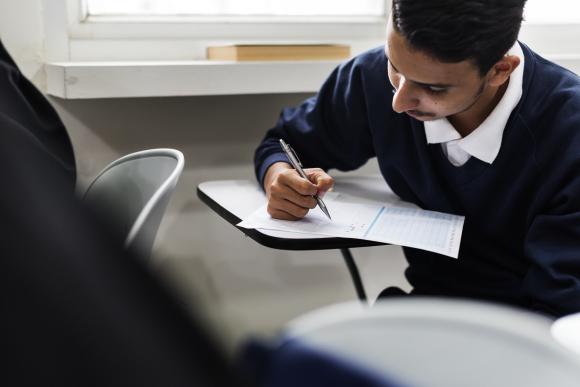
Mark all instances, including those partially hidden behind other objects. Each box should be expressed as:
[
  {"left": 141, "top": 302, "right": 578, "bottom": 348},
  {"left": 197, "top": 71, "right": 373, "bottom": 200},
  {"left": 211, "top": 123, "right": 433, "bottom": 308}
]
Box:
[{"left": 487, "top": 55, "right": 520, "bottom": 87}]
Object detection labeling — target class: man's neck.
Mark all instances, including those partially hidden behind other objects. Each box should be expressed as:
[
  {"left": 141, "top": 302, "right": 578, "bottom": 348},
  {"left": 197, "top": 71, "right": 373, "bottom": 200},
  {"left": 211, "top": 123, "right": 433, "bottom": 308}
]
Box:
[{"left": 448, "top": 80, "right": 509, "bottom": 137}]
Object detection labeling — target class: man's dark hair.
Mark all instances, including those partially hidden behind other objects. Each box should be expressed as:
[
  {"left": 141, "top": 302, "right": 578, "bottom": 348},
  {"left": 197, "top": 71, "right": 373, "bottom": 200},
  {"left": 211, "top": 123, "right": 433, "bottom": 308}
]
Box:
[{"left": 391, "top": 0, "right": 527, "bottom": 75}]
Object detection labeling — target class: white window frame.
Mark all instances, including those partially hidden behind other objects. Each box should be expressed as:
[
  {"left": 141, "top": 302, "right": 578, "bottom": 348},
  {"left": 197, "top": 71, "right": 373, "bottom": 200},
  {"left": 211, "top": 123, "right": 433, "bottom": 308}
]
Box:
[
  {"left": 45, "top": 0, "right": 580, "bottom": 62},
  {"left": 45, "top": 0, "right": 390, "bottom": 62},
  {"left": 519, "top": 23, "right": 580, "bottom": 56},
  {"left": 43, "top": 0, "right": 580, "bottom": 99}
]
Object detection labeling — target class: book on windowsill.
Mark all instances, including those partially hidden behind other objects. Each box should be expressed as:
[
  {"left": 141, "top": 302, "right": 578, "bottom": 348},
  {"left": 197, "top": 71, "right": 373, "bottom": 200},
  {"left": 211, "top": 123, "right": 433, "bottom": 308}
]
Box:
[{"left": 206, "top": 44, "right": 351, "bottom": 61}]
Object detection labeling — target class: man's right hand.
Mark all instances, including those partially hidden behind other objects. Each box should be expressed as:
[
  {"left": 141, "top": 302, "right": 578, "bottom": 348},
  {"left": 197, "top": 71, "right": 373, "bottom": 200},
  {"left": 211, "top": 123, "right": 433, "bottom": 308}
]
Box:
[{"left": 263, "top": 162, "right": 334, "bottom": 220}]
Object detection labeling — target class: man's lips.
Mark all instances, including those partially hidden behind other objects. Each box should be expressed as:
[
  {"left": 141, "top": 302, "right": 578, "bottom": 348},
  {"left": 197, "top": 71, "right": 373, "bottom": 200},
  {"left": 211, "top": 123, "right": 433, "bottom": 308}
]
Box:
[{"left": 406, "top": 110, "right": 435, "bottom": 118}]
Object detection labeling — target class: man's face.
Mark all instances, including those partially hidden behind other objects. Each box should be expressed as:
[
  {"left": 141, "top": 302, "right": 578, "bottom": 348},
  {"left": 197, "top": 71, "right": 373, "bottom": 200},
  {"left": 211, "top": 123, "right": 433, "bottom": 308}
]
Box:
[{"left": 385, "top": 23, "right": 488, "bottom": 122}]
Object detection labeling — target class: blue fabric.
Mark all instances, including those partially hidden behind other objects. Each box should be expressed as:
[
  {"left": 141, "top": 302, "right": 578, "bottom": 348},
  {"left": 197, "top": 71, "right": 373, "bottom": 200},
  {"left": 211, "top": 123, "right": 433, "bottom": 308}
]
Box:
[
  {"left": 240, "top": 339, "right": 409, "bottom": 387},
  {"left": 254, "top": 42, "right": 580, "bottom": 317}
]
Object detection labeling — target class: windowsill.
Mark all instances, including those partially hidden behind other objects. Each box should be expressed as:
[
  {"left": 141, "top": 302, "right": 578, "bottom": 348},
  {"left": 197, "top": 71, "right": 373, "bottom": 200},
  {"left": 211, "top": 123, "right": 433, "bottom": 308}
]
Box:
[
  {"left": 45, "top": 60, "right": 345, "bottom": 99},
  {"left": 45, "top": 54, "right": 580, "bottom": 100}
]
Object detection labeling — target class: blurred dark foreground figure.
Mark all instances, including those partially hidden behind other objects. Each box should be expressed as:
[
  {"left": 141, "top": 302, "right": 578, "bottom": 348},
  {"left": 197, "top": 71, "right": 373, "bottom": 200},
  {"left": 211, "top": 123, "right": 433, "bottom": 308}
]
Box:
[
  {"left": 0, "top": 40, "right": 75, "bottom": 187},
  {"left": 0, "top": 112, "right": 243, "bottom": 386},
  {"left": 0, "top": 40, "right": 240, "bottom": 386},
  {"left": 0, "top": 112, "right": 407, "bottom": 387},
  {"left": 0, "top": 42, "right": 405, "bottom": 387}
]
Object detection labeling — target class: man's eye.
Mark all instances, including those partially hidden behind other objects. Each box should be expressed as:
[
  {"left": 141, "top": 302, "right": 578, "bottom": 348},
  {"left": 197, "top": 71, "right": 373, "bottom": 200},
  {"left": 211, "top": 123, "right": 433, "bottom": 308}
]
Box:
[{"left": 426, "top": 86, "right": 447, "bottom": 94}]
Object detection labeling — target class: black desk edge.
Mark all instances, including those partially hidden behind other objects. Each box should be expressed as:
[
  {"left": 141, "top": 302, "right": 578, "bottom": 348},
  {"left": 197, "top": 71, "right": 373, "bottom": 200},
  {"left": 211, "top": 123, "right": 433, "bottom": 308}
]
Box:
[{"left": 197, "top": 186, "right": 385, "bottom": 251}]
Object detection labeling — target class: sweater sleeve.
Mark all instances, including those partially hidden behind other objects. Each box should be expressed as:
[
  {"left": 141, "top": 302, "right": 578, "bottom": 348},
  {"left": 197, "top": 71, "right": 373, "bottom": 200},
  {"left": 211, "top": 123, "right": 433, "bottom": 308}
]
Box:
[
  {"left": 254, "top": 52, "right": 382, "bottom": 187},
  {"left": 522, "top": 149, "right": 580, "bottom": 317}
]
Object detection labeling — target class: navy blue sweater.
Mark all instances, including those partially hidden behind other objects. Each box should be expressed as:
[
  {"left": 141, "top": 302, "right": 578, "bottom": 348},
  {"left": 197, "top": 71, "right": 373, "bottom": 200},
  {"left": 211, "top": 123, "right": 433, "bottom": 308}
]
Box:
[{"left": 254, "top": 43, "right": 580, "bottom": 317}]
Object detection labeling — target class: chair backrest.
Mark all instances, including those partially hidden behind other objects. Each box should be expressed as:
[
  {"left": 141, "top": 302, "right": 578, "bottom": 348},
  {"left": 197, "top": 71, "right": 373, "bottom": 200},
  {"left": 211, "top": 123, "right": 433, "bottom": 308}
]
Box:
[
  {"left": 551, "top": 312, "right": 580, "bottom": 356},
  {"left": 83, "top": 148, "right": 184, "bottom": 258},
  {"left": 283, "top": 298, "right": 580, "bottom": 387}
]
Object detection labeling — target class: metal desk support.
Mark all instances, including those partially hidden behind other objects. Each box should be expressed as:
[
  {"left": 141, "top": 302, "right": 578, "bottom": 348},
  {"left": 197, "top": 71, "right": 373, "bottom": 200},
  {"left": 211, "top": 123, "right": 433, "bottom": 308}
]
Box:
[{"left": 341, "top": 248, "right": 367, "bottom": 302}]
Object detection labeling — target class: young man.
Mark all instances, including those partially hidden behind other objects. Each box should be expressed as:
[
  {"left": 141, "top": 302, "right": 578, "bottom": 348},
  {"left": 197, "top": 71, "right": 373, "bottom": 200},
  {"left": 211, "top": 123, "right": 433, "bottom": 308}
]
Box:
[{"left": 254, "top": 0, "right": 580, "bottom": 317}]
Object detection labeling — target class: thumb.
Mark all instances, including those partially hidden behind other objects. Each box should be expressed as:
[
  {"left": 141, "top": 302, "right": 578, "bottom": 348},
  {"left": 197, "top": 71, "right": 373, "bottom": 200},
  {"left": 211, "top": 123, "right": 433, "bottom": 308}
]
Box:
[{"left": 305, "top": 168, "right": 334, "bottom": 195}]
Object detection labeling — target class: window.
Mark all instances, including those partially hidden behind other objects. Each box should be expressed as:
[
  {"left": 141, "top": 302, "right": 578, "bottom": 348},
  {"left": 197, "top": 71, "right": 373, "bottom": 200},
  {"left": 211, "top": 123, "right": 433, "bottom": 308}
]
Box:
[
  {"left": 519, "top": 0, "right": 580, "bottom": 58},
  {"left": 43, "top": 0, "right": 389, "bottom": 98},
  {"left": 87, "top": 0, "right": 385, "bottom": 17},
  {"left": 54, "top": 0, "right": 580, "bottom": 62},
  {"left": 54, "top": 0, "right": 389, "bottom": 62},
  {"left": 44, "top": 0, "right": 580, "bottom": 99},
  {"left": 524, "top": 0, "right": 580, "bottom": 23}
]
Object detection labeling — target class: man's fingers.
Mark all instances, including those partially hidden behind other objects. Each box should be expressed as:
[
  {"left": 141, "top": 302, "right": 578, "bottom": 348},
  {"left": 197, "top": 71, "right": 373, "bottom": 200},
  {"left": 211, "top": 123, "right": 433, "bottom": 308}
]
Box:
[
  {"left": 265, "top": 167, "right": 332, "bottom": 220},
  {"left": 277, "top": 169, "right": 318, "bottom": 196},
  {"left": 267, "top": 207, "right": 301, "bottom": 221},
  {"left": 269, "top": 181, "right": 317, "bottom": 209},
  {"left": 267, "top": 200, "right": 308, "bottom": 219},
  {"left": 305, "top": 168, "right": 335, "bottom": 193}
]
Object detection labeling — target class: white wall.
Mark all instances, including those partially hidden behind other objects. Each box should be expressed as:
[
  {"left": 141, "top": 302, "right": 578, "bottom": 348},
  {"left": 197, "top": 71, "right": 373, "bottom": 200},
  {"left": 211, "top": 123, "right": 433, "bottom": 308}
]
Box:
[
  {"left": 0, "top": 0, "right": 44, "bottom": 81},
  {"left": 1, "top": 0, "right": 409, "bottom": 351}
]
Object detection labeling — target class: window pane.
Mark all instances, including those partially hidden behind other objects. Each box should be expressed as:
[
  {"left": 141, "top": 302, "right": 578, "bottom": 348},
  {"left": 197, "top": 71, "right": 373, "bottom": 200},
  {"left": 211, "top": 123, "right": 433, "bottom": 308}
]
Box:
[
  {"left": 87, "top": 0, "right": 385, "bottom": 17},
  {"left": 525, "top": 0, "right": 580, "bottom": 23}
]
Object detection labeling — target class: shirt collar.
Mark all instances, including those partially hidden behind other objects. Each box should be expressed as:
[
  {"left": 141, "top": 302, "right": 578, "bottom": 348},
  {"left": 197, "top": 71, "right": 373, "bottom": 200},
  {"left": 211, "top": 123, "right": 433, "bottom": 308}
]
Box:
[{"left": 424, "top": 42, "right": 525, "bottom": 164}]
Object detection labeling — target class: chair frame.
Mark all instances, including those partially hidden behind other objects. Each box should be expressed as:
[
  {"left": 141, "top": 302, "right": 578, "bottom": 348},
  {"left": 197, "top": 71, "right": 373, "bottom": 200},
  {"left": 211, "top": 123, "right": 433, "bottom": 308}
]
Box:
[{"left": 83, "top": 148, "right": 184, "bottom": 247}]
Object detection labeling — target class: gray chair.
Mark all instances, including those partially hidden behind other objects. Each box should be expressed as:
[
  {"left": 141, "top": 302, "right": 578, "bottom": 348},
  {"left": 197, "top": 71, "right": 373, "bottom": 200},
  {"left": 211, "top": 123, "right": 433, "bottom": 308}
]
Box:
[
  {"left": 83, "top": 148, "right": 184, "bottom": 259},
  {"left": 552, "top": 312, "right": 580, "bottom": 356},
  {"left": 282, "top": 298, "right": 580, "bottom": 387}
]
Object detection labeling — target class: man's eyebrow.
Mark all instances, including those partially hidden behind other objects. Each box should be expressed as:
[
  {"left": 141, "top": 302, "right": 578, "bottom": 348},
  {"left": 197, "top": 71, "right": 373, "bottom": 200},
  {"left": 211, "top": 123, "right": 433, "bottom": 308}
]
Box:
[{"left": 388, "top": 58, "right": 454, "bottom": 88}]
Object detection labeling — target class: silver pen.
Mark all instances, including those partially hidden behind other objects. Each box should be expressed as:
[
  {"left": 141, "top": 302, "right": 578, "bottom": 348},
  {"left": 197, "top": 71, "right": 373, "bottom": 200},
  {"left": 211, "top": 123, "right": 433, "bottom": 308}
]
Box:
[{"left": 279, "top": 139, "right": 332, "bottom": 220}]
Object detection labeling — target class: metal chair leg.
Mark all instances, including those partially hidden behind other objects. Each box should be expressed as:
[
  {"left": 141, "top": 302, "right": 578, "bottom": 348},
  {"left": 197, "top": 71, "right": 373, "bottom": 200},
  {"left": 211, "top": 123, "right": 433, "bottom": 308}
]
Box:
[{"left": 340, "top": 248, "right": 367, "bottom": 302}]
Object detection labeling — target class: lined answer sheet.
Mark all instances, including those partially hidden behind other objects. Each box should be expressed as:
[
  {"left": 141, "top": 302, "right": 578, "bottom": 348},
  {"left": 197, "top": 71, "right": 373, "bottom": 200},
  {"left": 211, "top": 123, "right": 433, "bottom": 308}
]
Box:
[{"left": 237, "top": 192, "right": 464, "bottom": 258}]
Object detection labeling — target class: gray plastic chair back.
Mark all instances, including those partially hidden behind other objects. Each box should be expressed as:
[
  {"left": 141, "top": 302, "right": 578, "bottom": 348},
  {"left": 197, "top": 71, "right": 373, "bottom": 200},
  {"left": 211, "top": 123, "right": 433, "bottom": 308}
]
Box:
[
  {"left": 284, "top": 299, "right": 580, "bottom": 387},
  {"left": 552, "top": 312, "right": 580, "bottom": 356},
  {"left": 83, "top": 149, "right": 184, "bottom": 258}
]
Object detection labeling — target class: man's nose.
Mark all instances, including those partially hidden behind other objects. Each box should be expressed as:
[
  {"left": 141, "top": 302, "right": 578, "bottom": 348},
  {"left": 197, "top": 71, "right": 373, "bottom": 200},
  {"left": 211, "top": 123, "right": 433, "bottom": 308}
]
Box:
[{"left": 392, "top": 78, "right": 420, "bottom": 113}]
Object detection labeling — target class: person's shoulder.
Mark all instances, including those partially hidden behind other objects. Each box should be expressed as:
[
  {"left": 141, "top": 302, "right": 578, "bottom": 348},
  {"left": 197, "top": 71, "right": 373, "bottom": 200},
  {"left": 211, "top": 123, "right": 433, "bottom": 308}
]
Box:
[
  {"left": 353, "top": 46, "right": 387, "bottom": 64},
  {"left": 353, "top": 46, "right": 387, "bottom": 71},
  {"left": 331, "top": 46, "right": 388, "bottom": 87},
  {"left": 517, "top": 44, "right": 580, "bottom": 167},
  {"left": 523, "top": 42, "right": 580, "bottom": 91},
  {"left": 337, "top": 46, "right": 387, "bottom": 73},
  {"left": 520, "top": 43, "right": 580, "bottom": 119}
]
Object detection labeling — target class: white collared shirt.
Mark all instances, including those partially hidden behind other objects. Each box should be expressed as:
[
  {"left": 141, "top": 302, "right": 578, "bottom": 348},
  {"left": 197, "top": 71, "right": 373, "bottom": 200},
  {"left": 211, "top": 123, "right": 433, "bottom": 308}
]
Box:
[{"left": 424, "top": 42, "right": 525, "bottom": 167}]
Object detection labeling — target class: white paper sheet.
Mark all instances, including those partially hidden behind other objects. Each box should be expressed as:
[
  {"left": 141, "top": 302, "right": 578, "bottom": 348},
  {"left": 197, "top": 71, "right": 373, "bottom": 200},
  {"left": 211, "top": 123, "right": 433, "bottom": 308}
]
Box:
[{"left": 237, "top": 192, "right": 464, "bottom": 258}]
